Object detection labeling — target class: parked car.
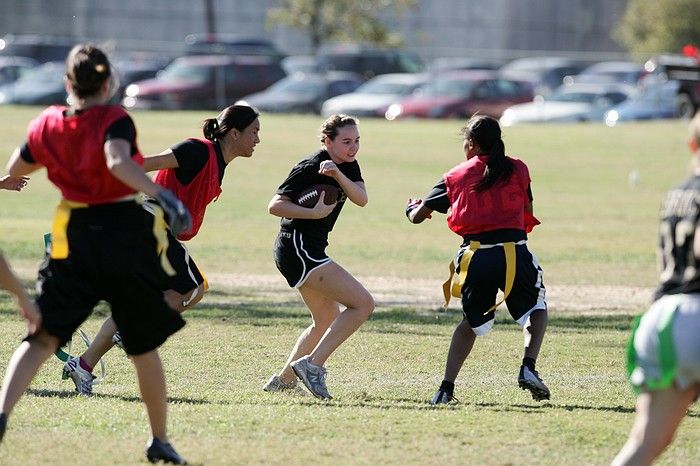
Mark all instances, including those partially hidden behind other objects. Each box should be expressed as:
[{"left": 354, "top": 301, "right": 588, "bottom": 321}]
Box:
[
  {"left": 604, "top": 81, "right": 680, "bottom": 127},
  {"left": 320, "top": 72, "right": 426, "bottom": 118},
  {"left": 281, "top": 55, "right": 319, "bottom": 75},
  {"left": 428, "top": 57, "right": 503, "bottom": 74},
  {"left": 239, "top": 71, "right": 364, "bottom": 114},
  {"left": 122, "top": 54, "right": 286, "bottom": 110},
  {"left": 0, "top": 34, "right": 75, "bottom": 63},
  {"left": 499, "top": 56, "right": 587, "bottom": 96},
  {"left": 111, "top": 57, "right": 169, "bottom": 102},
  {"left": 638, "top": 54, "right": 700, "bottom": 118},
  {"left": 184, "top": 33, "right": 286, "bottom": 62},
  {"left": 317, "top": 43, "right": 425, "bottom": 79},
  {"left": 563, "top": 61, "right": 643, "bottom": 86},
  {"left": 499, "top": 82, "right": 635, "bottom": 126},
  {"left": 0, "top": 56, "right": 38, "bottom": 87},
  {"left": 385, "top": 70, "right": 533, "bottom": 120},
  {"left": 0, "top": 61, "right": 66, "bottom": 105}
]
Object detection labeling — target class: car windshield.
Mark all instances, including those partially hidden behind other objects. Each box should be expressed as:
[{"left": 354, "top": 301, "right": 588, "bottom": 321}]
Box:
[
  {"left": 419, "top": 79, "right": 475, "bottom": 97},
  {"left": 159, "top": 63, "right": 211, "bottom": 84},
  {"left": 548, "top": 90, "right": 600, "bottom": 103},
  {"left": 17, "top": 64, "right": 62, "bottom": 85},
  {"left": 269, "top": 78, "right": 323, "bottom": 95},
  {"left": 358, "top": 80, "right": 413, "bottom": 95}
]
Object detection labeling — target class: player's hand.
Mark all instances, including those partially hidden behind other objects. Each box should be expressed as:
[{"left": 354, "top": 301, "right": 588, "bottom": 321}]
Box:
[
  {"left": 17, "top": 296, "right": 41, "bottom": 335},
  {"left": 318, "top": 160, "right": 340, "bottom": 179},
  {"left": 406, "top": 198, "right": 432, "bottom": 221},
  {"left": 154, "top": 189, "right": 192, "bottom": 237},
  {"left": 0, "top": 175, "right": 29, "bottom": 192},
  {"left": 311, "top": 191, "right": 337, "bottom": 219}
]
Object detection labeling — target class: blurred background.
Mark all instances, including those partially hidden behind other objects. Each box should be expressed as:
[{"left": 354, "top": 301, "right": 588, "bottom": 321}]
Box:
[{"left": 0, "top": 0, "right": 698, "bottom": 124}]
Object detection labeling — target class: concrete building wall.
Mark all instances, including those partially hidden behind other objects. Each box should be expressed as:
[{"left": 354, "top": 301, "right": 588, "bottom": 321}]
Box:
[{"left": 0, "top": 0, "right": 630, "bottom": 61}]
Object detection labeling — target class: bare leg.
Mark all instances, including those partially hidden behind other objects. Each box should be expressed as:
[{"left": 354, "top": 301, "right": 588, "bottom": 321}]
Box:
[
  {"left": 81, "top": 317, "right": 118, "bottom": 368},
  {"left": 443, "top": 319, "right": 477, "bottom": 382},
  {"left": 302, "top": 262, "right": 374, "bottom": 367},
  {"left": 278, "top": 286, "right": 339, "bottom": 382},
  {"left": 0, "top": 331, "right": 59, "bottom": 415},
  {"left": 612, "top": 383, "right": 699, "bottom": 466},
  {"left": 131, "top": 350, "right": 168, "bottom": 441},
  {"left": 524, "top": 309, "right": 547, "bottom": 360}
]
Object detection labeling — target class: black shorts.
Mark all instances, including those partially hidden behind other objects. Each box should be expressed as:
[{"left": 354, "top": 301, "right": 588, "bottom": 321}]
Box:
[
  {"left": 273, "top": 229, "right": 331, "bottom": 288},
  {"left": 457, "top": 242, "right": 546, "bottom": 335},
  {"left": 163, "top": 229, "right": 206, "bottom": 295},
  {"left": 35, "top": 201, "right": 185, "bottom": 355}
]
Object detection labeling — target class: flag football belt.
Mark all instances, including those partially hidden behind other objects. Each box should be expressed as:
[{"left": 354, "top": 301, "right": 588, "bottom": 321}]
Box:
[
  {"left": 50, "top": 197, "right": 175, "bottom": 276},
  {"left": 441, "top": 239, "right": 525, "bottom": 313}
]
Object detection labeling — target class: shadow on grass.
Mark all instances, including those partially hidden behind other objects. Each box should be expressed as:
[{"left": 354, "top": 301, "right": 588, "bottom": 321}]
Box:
[{"left": 26, "top": 388, "right": 210, "bottom": 405}]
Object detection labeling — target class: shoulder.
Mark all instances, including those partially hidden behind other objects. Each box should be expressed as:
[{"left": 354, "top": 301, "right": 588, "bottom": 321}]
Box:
[{"left": 508, "top": 156, "right": 530, "bottom": 174}]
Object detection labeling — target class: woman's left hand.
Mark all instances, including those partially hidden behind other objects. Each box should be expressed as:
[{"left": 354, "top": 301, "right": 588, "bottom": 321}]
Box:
[{"left": 318, "top": 160, "right": 340, "bottom": 179}]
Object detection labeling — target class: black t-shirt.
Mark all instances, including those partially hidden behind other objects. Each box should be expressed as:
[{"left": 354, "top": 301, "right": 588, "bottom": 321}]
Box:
[
  {"left": 276, "top": 149, "right": 363, "bottom": 244},
  {"left": 170, "top": 139, "right": 226, "bottom": 186},
  {"left": 655, "top": 175, "right": 700, "bottom": 299},
  {"left": 20, "top": 114, "right": 136, "bottom": 163}
]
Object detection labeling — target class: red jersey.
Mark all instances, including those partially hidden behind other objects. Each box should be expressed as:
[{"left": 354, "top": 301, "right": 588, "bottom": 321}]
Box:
[
  {"left": 154, "top": 138, "right": 222, "bottom": 241},
  {"left": 444, "top": 155, "right": 532, "bottom": 236},
  {"left": 26, "top": 105, "right": 144, "bottom": 204}
]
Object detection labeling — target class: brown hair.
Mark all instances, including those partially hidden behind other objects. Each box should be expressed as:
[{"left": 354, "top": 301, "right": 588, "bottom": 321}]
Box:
[
  {"left": 319, "top": 114, "right": 358, "bottom": 142},
  {"left": 463, "top": 115, "right": 513, "bottom": 192},
  {"left": 65, "top": 44, "right": 111, "bottom": 99},
  {"left": 202, "top": 105, "right": 260, "bottom": 141}
]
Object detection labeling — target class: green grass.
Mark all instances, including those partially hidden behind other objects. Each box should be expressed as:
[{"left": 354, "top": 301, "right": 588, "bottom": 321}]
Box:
[{"left": 0, "top": 106, "right": 697, "bottom": 464}]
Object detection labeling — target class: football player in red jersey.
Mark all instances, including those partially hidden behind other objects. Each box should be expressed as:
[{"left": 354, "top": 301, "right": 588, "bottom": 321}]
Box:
[
  {"left": 406, "top": 114, "right": 549, "bottom": 404},
  {"left": 0, "top": 44, "right": 189, "bottom": 464}
]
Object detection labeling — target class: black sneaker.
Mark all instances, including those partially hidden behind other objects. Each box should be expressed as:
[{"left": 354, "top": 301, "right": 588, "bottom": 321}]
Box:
[
  {"left": 518, "top": 365, "right": 551, "bottom": 401},
  {"left": 145, "top": 437, "right": 187, "bottom": 464},
  {"left": 0, "top": 413, "right": 6, "bottom": 443},
  {"left": 430, "top": 388, "right": 458, "bottom": 405}
]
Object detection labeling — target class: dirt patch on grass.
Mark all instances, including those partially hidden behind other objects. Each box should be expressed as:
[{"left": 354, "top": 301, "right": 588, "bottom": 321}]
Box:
[{"left": 207, "top": 273, "right": 653, "bottom": 314}]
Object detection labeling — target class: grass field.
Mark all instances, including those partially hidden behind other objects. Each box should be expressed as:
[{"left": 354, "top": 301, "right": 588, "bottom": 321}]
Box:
[{"left": 0, "top": 106, "right": 698, "bottom": 465}]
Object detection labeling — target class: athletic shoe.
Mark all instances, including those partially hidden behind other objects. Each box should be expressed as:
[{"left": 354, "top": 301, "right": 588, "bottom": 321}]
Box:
[
  {"left": 0, "top": 413, "right": 6, "bottom": 443},
  {"left": 145, "top": 437, "right": 187, "bottom": 464},
  {"left": 263, "top": 375, "right": 307, "bottom": 395},
  {"left": 291, "top": 356, "right": 332, "bottom": 400},
  {"left": 63, "top": 356, "right": 95, "bottom": 396},
  {"left": 112, "top": 331, "right": 124, "bottom": 350},
  {"left": 518, "top": 365, "right": 551, "bottom": 401},
  {"left": 430, "top": 388, "right": 458, "bottom": 405}
]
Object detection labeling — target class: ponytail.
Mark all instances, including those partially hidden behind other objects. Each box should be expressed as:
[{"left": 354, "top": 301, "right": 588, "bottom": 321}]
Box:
[
  {"left": 463, "top": 115, "right": 513, "bottom": 192},
  {"left": 202, "top": 118, "right": 220, "bottom": 141}
]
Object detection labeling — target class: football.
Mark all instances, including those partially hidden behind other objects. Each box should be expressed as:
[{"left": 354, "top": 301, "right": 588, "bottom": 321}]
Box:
[{"left": 296, "top": 184, "right": 340, "bottom": 207}]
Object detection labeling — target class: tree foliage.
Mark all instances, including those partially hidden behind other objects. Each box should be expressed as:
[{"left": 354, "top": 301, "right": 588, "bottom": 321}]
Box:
[
  {"left": 267, "top": 0, "right": 417, "bottom": 52},
  {"left": 615, "top": 0, "right": 700, "bottom": 58}
]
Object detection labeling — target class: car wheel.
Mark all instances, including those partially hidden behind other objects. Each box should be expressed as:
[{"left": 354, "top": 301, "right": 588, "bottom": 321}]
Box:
[{"left": 676, "top": 93, "right": 695, "bottom": 119}]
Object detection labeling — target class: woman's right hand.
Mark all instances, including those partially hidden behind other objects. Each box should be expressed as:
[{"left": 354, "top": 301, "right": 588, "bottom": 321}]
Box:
[
  {"left": 311, "top": 191, "right": 337, "bottom": 219},
  {"left": 17, "top": 296, "right": 41, "bottom": 335}
]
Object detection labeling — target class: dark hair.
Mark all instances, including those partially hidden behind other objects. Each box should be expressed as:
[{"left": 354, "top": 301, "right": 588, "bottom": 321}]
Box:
[
  {"left": 463, "top": 115, "right": 513, "bottom": 192},
  {"left": 202, "top": 105, "right": 260, "bottom": 141},
  {"left": 65, "top": 44, "right": 112, "bottom": 99},
  {"left": 319, "top": 114, "right": 358, "bottom": 142}
]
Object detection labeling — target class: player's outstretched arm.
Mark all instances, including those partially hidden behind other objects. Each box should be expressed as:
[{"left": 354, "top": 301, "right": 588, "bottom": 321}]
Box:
[
  {"left": 0, "top": 175, "right": 29, "bottom": 192},
  {"left": 141, "top": 149, "right": 179, "bottom": 173},
  {"left": 406, "top": 198, "right": 433, "bottom": 224}
]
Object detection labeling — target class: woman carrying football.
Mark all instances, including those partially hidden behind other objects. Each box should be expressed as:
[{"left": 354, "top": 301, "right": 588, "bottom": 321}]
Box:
[
  {"left": 64, "top": 104, "right": 261, "bottom": 395},
  {"left": 266, "top": 114, "right": 374, "bottom": 399},
  {"left": 405, "top": 114, "right": 549, "bottom": 404}
]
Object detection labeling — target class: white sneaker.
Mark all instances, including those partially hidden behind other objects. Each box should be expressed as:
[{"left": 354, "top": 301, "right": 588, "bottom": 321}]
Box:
[
  {"left": 63, "top": 356, "right": 95, "bottom": 396},
  {"left": 291, "top": 356, "right": 332, "bottom": 400},
  {"left": 263, "top": 375, "right": 307, "bottom": 395},
  {"left": 112, "top": 331, "right": 124, "bottom": 350},
  {"left": 518, "top": 365, "right": 550, "bottom": 401}
]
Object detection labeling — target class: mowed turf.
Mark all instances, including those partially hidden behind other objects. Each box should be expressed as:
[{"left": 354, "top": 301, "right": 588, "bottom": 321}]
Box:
[{"left": 0, "top": 106, "right": 697, "bottom": 465}]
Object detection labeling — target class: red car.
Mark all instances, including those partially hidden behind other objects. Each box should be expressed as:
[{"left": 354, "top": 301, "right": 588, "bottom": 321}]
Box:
[
  {"left": 385, "top": 70, "right": 534, "bottom": 120},
  {"left": 123, "top": 54, "right": 286, "bottom": 110}
]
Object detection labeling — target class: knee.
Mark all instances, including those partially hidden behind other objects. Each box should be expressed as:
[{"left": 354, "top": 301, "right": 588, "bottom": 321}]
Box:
[{"left": 357, "top": 293, "right": 375, "bottom": 319}]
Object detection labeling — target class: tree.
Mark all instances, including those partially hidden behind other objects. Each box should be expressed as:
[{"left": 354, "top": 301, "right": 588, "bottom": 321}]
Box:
[
  {"left": 615, "top": 0, "right": 700, "bottom": 58},
  {"left": 267, "top": 0, "right": 417, "bottom": 53}
]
